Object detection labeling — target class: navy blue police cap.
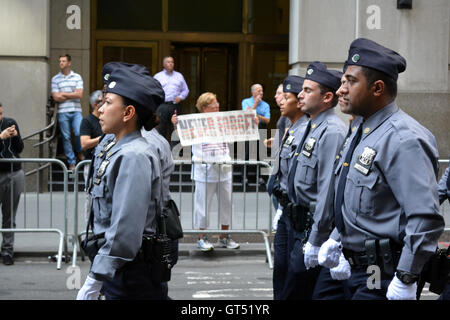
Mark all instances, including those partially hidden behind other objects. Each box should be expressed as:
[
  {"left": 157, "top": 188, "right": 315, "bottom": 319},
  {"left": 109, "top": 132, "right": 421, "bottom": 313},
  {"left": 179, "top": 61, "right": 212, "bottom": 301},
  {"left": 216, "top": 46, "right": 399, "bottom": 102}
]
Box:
[
  {"left": 345, "top": 38, "right": 406, "bottom": 81},
  {"left": 305, "top": 61, "right": 341, "bottom": 92},
  {"left": 343, "top": 60, "right": 349, "bottom": 73},
  {"left": 329, "top": 70, "right": 344, "bottom": 89},
  {"left": 102, "top": 62, "right": 150, "bottom": 85},
  {"left": 283, "top": 75, "right": 305, "bottom": 96},
  {"left": 105, "top": 66, "right": 165, "bottom": 116}
]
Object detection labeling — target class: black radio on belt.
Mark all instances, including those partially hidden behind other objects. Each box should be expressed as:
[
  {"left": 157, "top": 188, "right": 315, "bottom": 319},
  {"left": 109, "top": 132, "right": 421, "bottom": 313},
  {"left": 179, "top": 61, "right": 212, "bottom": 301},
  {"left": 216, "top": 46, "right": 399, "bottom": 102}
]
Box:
[
  {"left": 141, "top": 234, "right": 172, "bottom": 282},
  {"left": 273, "top": 187, "right": 290, "bottom": 208},
  {"left": 284, "top": 203, "right": 314, "bottom": 233},
  {"left": 417, "top": 246, "right": 450, "bottom": 296}
]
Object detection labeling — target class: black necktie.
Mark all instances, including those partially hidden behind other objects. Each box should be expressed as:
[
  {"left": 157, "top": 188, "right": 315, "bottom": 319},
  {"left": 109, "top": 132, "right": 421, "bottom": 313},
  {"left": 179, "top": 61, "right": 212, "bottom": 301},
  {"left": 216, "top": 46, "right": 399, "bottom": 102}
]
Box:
[
  {"left": 287, "top": 120, "right": 312, "bottom": 200},
  {"left": 334, "top": 123, "right": 363, "bottom": 233}
]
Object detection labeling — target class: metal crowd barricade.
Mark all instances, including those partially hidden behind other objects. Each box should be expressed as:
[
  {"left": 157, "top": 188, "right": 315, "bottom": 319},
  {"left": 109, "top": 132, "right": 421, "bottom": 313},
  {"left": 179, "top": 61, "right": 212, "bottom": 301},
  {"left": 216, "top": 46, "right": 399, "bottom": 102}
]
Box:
[
  {"left": 70, "top": 158, "right": 450, "bottom": 270},
  {"left": 72, "top": 160, "right": 91, "bottom": 268},
  {"left": 0, "top": 158, "right": 68, "bottom": 270},
  {"left": 172, "top": 159, "right": 274, "bottom": 269},
  {"left": 71, "top": 159, "right": 274, "bottom": 268}
]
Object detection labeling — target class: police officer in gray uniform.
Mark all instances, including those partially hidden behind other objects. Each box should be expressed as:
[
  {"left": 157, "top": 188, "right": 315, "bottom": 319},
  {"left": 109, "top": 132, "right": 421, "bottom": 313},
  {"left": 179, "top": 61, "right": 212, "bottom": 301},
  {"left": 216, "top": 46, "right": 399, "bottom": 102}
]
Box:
[
  {"left": 141, "top": 124, "right": 179, "bottom": 267},
  {"left": 77, "top": 65, "right": 167, "bottom": 300},
  {"left": 271, "top": 75, "right": 308, "bottom": 299},
  {"left": 438, "top": 157, "right": 450, "bottom": 205},
  {"left": 437, "top": 158, "right": 450, "bottom": 300},
  {"left": 319, "top": 38, "right": 445, "bottom": 300},
  {"left": 283, "top": 62, "right": 346, "bottom": 299}
]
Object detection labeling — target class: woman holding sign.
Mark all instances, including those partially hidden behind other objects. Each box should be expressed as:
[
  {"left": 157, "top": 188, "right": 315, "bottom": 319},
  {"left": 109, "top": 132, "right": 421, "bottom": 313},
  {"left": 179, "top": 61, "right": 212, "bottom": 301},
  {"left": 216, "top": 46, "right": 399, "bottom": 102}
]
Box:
[{"left": 172, "top": 92, "right": 240, "bottom": 251}]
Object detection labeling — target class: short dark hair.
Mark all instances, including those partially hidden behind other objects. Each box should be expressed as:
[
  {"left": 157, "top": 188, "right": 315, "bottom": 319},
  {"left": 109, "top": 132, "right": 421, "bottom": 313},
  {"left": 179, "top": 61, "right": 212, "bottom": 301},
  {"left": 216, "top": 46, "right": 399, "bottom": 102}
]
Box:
[
  {"left": 318, "top": 83, "right": 339, "bottom": 107},
  {"left": 361, "top": 66, "right": 397, "bottom": 98},
  {"left": 0, "top": 102, "right": 2, "bottom": 107},
  {"left": 162, "top": 56, "right": 173, "bottom": 64},
  {"left": 60, "top": 54, "right": 72, "bottom": 62},
  {"left": 121, "top": 96, "right": 159, "bottom": 131}
]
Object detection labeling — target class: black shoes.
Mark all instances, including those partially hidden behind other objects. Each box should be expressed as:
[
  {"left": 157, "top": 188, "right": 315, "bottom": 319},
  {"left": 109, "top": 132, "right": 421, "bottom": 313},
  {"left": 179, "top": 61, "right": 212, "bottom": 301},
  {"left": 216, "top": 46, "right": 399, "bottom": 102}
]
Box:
[{"left": 2, "top": 255, "right": 14, "bottom": 265}]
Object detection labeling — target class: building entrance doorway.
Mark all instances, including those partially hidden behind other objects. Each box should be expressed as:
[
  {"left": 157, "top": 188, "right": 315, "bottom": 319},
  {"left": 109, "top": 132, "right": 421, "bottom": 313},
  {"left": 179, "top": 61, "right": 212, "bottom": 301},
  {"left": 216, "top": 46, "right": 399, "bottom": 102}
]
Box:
[{"left": 171, "top": 43, "right": 238, "bottom": 115}]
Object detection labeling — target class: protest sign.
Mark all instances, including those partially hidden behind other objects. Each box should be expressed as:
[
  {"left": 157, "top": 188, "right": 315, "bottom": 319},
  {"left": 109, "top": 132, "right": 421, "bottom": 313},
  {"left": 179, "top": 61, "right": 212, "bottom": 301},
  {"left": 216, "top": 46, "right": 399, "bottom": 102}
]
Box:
[{"left": 176, "top": 110, "right": 259, "bottom": 146}]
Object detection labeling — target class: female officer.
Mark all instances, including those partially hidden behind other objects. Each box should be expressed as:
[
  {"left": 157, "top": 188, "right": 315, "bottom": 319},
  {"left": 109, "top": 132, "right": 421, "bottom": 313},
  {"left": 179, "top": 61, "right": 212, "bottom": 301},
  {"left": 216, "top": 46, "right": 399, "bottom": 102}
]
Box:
[
  {"left": 272, "top": 75, "right": 309, "bottom": 300},
  {"left": 76, "top": 65, "right": 166, "bottom": 300}
]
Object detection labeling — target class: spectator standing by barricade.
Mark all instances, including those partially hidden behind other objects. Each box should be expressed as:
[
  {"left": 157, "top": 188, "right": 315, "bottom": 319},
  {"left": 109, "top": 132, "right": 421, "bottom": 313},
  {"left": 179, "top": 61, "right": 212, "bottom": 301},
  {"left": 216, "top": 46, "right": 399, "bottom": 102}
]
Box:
[
  {"left": 172, "top": 93, "right": 240, "bottom": 251},
  {"left": 242, "top": 84, "right": 271, "bottom": 128},
  {"left": 241, "top": 84, "right": 271, "bottom": 186},
  {"left": 154, "top": 56, "right": 189, "bottom": 146},
  {"left": 79, "top": 90, "right": 104, "bottom": 222},
  {"left": 80, "top": 90, "right": 103, "bottom": 181},
  {"left": 51, "top": 54, "right": 84, "bottom": 171},
  {"left": 0, "top": 102, "right": 25, "bottom": 265}
]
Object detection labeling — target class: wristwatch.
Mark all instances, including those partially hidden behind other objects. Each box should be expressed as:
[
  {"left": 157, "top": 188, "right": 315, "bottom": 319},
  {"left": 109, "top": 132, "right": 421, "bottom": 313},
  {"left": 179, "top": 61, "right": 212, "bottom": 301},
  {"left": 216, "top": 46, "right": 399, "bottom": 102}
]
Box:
[{"left": 395, "top": 270, "right": 419, "bottom": 285}]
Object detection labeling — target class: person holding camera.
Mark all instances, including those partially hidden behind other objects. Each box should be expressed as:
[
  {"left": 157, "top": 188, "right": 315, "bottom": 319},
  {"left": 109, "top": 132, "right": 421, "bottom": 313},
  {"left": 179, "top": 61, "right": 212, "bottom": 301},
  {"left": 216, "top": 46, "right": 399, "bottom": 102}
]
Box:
[{"left": 0, "top": 102, "right": 25, "bottom": 266}]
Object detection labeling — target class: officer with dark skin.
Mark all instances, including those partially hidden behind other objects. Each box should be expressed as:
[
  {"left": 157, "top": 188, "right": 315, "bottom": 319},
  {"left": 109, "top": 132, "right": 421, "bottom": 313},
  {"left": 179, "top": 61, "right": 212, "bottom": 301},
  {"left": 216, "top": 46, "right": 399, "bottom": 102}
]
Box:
[{"left": 318, "top": 38, "right": 445, "bottom": 300}]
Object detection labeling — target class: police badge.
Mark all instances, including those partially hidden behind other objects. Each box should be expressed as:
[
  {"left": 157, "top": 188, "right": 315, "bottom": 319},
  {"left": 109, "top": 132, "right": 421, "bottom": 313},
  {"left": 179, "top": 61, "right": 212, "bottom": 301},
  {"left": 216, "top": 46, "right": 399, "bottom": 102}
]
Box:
[
  {"left": 301, "top": 137, "right": 316, "bottom": 157},
  {"left": 354, "top": 146, "right": 377, "bottom": 175},
  {"left": 283, "top": 135, "right": 294, "bottom": 148}
]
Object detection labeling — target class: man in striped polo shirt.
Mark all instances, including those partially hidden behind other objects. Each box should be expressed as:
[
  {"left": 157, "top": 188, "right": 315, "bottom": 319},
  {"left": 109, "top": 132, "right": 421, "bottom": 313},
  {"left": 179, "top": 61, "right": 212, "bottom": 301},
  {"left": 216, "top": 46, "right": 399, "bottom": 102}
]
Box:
[{"left": 51, "top": 54, "right": 84, "bottom": 171}]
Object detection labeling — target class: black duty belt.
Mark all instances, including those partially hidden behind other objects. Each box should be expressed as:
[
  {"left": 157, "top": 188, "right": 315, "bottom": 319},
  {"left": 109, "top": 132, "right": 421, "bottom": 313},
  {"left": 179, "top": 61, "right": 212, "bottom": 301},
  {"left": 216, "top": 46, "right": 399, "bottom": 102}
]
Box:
[{"left": 342, "top": 239, "right": 402, "bottom": 276}]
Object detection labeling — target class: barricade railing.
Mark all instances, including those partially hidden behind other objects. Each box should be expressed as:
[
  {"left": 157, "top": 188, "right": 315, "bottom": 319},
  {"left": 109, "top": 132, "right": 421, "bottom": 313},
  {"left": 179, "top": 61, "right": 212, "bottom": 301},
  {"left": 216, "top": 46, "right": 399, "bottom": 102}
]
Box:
[
  {"left": 0, "top": 158, "right": 68, "bottom": 269},
  {"left": 69, "top": 158, "right": 449, "bottom": 270},
  {"left": 72, "top": 160, "right": 91, "bottom": 267},
  {"left": 70, "top": 159, "right": 274, "bottom": 268},
  {"left": 172, "top": 159, "right": 274, "bottom": 269}
]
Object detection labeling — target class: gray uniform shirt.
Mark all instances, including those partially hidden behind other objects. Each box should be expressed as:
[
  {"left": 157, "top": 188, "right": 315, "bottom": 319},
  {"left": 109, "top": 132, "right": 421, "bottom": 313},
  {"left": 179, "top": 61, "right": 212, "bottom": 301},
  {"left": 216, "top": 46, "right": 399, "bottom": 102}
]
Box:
[
  {"left": 141, "top": 127, "right": 175, "bottom": 204},
  {"left": 89, "top": 131, "right": 162, "bottom": 280},
  {"left": 333, "top": 102, "right": 444, "bottom": 274},
  {"left": 438, "top": 165, "right": 449, "bottom": 204},
  {"left": 278, "top": 115, "right": 308, "bottom": 194},
  {"left": 289, "top": 108, "right": 347, "bottom": 246}
]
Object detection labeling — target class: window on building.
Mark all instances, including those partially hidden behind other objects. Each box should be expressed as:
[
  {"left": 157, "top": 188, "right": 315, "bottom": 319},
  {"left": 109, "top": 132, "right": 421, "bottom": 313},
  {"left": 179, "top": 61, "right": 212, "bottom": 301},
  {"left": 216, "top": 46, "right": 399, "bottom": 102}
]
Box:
[
  {"left": 96, "top": 0, "right": 162, "bottom": 30},
  {"left": 247, "top": 0, "right": 289, "bottom": 34},
  {"left": 168, "top": 0, "right": 242, "bottom": 32}
]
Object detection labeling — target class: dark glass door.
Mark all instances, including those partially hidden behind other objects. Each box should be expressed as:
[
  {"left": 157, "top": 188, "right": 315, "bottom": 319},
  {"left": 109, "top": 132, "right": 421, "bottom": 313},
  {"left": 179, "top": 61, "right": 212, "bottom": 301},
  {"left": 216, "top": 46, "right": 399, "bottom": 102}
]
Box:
[{"left": 172, "top": 43, "right": 238, "bottom": 115}]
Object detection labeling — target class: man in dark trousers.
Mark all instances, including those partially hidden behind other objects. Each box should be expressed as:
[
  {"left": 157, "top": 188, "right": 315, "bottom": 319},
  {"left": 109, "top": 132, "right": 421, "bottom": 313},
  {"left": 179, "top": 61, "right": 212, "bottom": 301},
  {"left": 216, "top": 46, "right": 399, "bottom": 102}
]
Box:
[{"left": 0, "top": 102, "right": 25, "bottom": 265}]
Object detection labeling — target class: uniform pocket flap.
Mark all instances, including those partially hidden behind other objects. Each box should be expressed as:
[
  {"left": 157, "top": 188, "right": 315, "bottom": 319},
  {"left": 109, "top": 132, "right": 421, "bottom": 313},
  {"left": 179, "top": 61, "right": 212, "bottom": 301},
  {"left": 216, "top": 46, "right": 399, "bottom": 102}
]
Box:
[
  {"left": 300, "top": 155, "right": 318, "bottom": 168},
  {"left": 347, "top": 173, "right": 377, "bottom": 189},
  {"left": 91, "top": 183, "right": 105, "bottom": 198}
]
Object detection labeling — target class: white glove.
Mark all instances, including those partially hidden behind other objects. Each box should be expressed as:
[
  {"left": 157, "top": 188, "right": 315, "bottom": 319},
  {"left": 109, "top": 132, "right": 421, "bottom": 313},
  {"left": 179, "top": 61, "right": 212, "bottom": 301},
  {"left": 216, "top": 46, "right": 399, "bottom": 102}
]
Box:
[
  {"left": 330, "top": 252, "right": 351, "bottom": 280},
  {"left": 303, "top": 242, "right": 320, "bottom": 270},
  {"left": 386, "top": 276, "right": 417, "bottom": 300},
  {"left": 272, "top": 208, "right": 283, "bottom": 232},
  {"left": 76, "top": 275, "right": 103, "bottom": 300},
  {"left": 318, "top": 238, "right": 342, "bottom": 268}
]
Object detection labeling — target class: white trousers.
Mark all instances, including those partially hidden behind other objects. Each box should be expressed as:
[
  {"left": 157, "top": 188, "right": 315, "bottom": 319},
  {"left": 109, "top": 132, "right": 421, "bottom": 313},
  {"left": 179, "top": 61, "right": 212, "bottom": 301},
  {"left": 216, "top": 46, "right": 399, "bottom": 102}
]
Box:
[{"left": 194, "top": 180, "right": 232, "bottom": 229}]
